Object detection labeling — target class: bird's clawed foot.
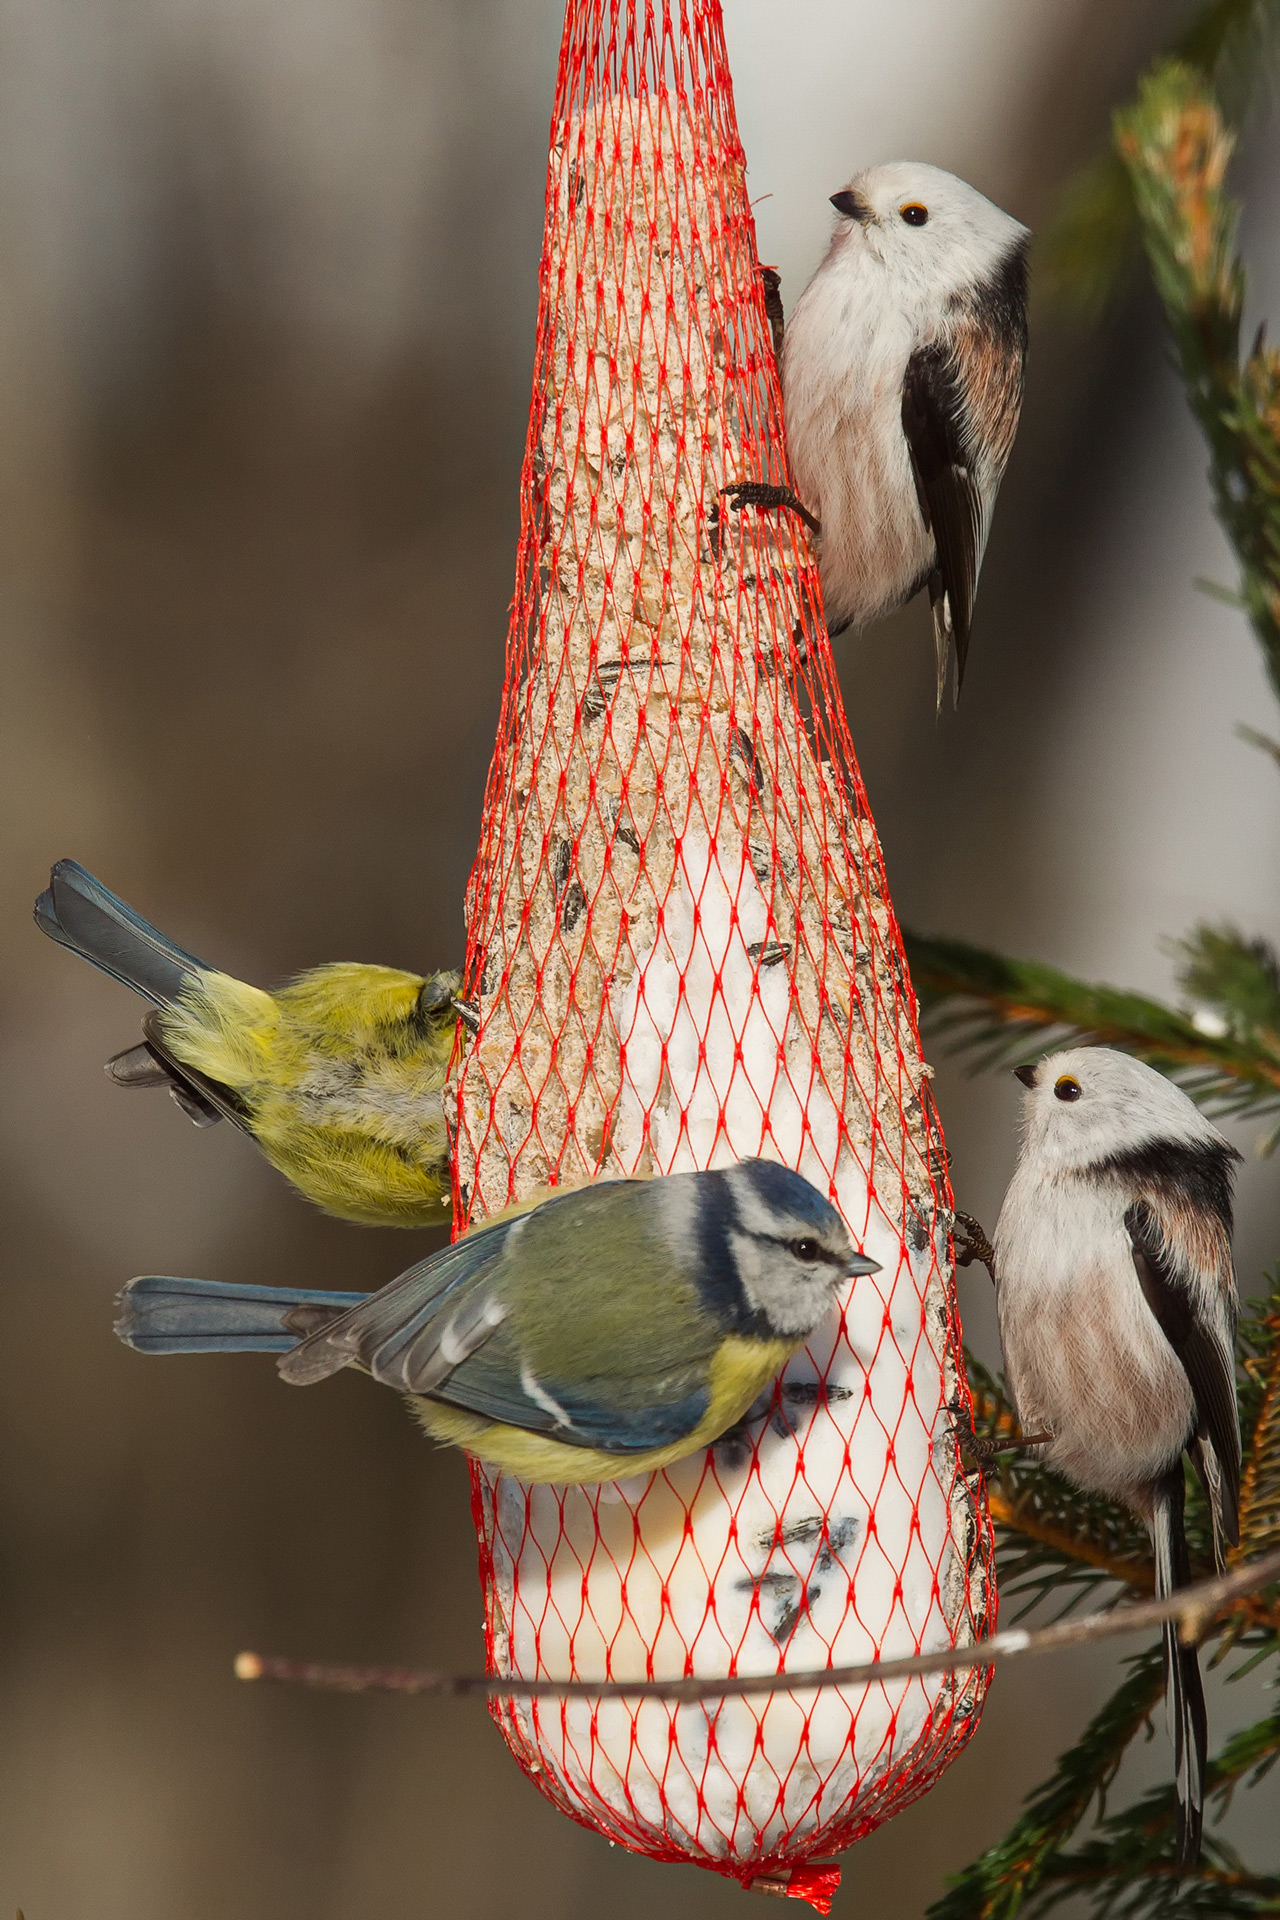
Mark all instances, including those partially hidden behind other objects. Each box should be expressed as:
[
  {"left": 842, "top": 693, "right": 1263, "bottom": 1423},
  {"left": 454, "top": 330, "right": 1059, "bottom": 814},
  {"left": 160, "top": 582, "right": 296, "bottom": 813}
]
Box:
[
  {"left": 720, "top": 480, "right": 821, "bottom": 538},
  {"left": 760, "top": 264, "right": 785, "bottom": 358},
  {"left": 945, "top": 1401, "right": 1053, "bottom": 1475},
  {"left": 952, "top": 1209, "right": 997, "bottom": 1283}
]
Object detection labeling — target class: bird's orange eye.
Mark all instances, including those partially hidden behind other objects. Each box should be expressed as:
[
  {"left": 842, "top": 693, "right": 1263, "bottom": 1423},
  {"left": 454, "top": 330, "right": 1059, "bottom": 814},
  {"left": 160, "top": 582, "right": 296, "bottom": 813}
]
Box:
[
  {"left": 900, "top": 203, "right": 929, "bottom": 226},
  {"left": 1054, "top": 1076, "right": 1082, "bottom": 1102}
]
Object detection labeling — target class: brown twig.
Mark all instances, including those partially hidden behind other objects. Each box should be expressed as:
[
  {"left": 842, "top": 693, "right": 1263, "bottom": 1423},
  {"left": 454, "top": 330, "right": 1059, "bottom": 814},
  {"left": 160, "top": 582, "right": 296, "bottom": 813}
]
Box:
[{"left": 234, "top": 1545, "right": 1280, "bottom": 1705}]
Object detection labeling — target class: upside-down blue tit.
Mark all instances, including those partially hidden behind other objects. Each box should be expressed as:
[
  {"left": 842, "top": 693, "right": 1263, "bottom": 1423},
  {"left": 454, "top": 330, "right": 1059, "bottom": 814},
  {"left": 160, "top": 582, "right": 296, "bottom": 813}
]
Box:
[
  {"left": 35, "top": 859, "right": 472, "bottom": 1228},
  {"left": 114, "top": 1160, "right": 879, "bottom": 1484}
]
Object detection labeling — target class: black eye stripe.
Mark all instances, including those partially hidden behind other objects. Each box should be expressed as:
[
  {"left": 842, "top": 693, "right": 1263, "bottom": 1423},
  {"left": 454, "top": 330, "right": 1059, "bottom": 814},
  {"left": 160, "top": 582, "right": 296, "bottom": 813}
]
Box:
[{"left": 778, "top": 1236, "right": 847, "bottom": 1267}]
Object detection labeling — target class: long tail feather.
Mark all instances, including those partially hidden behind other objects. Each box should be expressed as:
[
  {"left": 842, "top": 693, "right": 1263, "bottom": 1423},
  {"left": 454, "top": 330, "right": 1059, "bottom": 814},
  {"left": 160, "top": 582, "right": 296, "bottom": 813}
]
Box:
[
  {"left": 115, "top": 1276, "right": 367, "bottom": 1354},
  {"left": 34, "top": 859, "right": 209, "bottom": 1007},
  {"left": 1154, "top": 1464, "right": 1207, "bottom": 1867},
  {"left": 930, "top": 588, "right": 951, "bottom": 716}
]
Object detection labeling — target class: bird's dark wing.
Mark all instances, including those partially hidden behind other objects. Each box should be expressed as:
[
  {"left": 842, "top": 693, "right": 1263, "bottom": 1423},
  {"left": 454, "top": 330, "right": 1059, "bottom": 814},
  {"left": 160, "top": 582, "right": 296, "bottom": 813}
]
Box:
[
  {"left": 108, "top": 1013, "right": 252, "bottom": 1132},
  {"left": 277, "top": 1215, "right": 521, "bottom": 1388},
  {"left": 431, "top": 1326, "right": 712, "bottom": 1454},
  {"left": 280, "top": 1178, "right": 720, "bottom": 1454},
  {"left": 901, "top": 342, "right": 984, "bottom": 709},
  {"left": 280, "top": 1213, "right": 713, "bottom": 1452},
  {"left": 1126, "top": 1199, "right": 1240, "bottom": 1551},
  {"left": 901, "top": 249, "right": 1027, "bottom": 708}
]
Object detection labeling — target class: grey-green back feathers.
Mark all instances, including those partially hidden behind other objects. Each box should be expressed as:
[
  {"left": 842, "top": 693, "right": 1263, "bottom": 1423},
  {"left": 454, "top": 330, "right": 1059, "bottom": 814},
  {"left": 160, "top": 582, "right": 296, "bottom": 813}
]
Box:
[{"left": 279, "top": 1161, "right": 873, "bottom": 1457}]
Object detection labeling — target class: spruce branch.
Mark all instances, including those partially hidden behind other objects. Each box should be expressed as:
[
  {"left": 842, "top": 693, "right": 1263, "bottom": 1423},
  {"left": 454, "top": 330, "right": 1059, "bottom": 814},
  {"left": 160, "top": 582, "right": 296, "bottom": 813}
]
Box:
[
  {"left": 926, "top": 1646, "right": 1170, "bottom": 1920},
  {"left": 1032, "top": 1710, "right": 1280, "bottom": 1917},
  {"left": 1216, "top": 1275, "right": 1280, "bottom": 1656},
  {"left": 1236, "top": 1274, "right": 1280, "bottom": 1559},
  {"left": 1235, "top": 722, "right": 1280, "bottom": 769},
  {"left": 1039, "top": 0, "right": 1280, "bottom": 311},
  {"left": 1170, "top": 926, "right": 1280, "bottom": 1048},
  {"left": 942, "top": 1307, "right": 1280, "bottom": 1920},
  {"left": 903, "top": 932, "right": 1280, "bottom": 1133},
  {"left": 1117, "top": 61, "right": 1280, "bottom": 707}
]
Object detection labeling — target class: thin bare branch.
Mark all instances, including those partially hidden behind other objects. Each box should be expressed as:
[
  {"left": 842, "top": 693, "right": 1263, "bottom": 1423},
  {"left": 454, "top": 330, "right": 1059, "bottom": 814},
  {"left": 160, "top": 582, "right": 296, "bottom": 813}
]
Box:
[{"left": 234, "top": 1545, "right": 1280, "bottom": 1705}]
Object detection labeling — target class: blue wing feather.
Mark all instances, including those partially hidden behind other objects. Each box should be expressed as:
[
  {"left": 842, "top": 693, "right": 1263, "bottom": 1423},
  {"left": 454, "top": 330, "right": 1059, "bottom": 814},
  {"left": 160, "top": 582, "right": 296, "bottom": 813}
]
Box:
[
  {"left": 278, "top": 1213, "right": 521, "bottom": 1385},
  {"left": 428, "top": 1331, "right": 712, "bottom": 1452}
]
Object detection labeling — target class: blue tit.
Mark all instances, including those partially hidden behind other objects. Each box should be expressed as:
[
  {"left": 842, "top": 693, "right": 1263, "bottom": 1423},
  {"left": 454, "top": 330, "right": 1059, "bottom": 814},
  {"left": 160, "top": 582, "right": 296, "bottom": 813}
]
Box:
[
  {"left": 115, "top": 1161, "right": 879, "bottom": 1484},
  {"left": 35, "top": 859, "right": 474, "bottom": 1228}
]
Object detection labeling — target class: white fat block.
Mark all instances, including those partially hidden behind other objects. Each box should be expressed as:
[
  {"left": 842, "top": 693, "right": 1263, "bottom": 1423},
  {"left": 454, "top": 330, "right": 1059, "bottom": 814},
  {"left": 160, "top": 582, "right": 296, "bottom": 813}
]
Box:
[{"left": 452, "top": 83, "right": 989, "bottom": 1872}]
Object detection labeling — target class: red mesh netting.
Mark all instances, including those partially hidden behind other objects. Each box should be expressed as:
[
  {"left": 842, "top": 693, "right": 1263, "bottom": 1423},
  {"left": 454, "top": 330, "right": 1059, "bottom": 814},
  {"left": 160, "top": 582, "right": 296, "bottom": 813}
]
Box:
[{"left": 447, "top": 1, "right": 995, "bottom": 1905}]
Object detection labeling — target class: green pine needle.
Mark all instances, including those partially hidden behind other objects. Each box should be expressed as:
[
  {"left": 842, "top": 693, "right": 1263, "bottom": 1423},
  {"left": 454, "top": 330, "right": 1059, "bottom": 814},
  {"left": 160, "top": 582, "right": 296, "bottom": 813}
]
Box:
[
  {"left": 926, "top": 1647, "right": 1169, "bottom": 1920},
  {"left": 1030, "top": 1711, "right": 1280, "bottom": 1917},
  {"left": 1116, "top": 60, "right": 1280, "bottom": 706},
  {"left": 1168, "top": 925, "right": 1280, "bottom": 1045},
  {"left": 1040, "top": 0, "right": 1280, "bottom": 314},
  {"left": 903, "top": 931, "right": 1280, "bottom": 1137}
]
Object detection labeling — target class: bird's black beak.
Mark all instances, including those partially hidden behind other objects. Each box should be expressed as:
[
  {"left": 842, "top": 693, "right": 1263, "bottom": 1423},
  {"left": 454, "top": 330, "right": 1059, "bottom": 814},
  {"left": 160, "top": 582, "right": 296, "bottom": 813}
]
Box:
[
  {"left": 1013, "top": 1063, "right": 1038, "bottom": 1089},
  {"left": 846, "top": 1252, "right": 880, "bottom": 1277},
  {"left": 830, "top": 188, "right": 872, "bottom": 225}
]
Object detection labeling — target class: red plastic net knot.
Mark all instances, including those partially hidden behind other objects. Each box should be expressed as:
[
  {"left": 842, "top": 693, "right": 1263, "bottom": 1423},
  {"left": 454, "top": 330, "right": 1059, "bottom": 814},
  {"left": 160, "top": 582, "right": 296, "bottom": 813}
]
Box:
[
  {"left": 745, "top": 1861, "right": 843, "bottom": 1912},
  {"left": 447, "top": 0, "right": 995, "bottom": 1888}
]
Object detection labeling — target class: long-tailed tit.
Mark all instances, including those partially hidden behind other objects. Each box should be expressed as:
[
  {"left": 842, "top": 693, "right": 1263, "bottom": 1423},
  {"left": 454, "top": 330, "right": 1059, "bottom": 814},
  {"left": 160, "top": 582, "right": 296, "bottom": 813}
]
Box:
[
  {"left": 728, "top": 163, "right": 1028, "bottom": 709},
  {"left": 993, "top": 1047, "right": 1241, "bottom": 1866}
]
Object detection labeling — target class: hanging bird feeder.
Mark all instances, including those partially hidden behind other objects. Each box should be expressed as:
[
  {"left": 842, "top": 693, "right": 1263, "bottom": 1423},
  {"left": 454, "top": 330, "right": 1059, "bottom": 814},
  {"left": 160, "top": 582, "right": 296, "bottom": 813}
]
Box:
[{"left": 448, "top": 2, "right": 994, "bottom": 1908}]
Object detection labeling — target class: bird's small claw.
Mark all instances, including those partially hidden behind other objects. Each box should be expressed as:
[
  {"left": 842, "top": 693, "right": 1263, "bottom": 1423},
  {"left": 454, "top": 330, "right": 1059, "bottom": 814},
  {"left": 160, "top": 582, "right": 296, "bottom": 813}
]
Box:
[
  {"left": 760, "top": 264, "right": 785, "bottom": 358},
  {"left": 720, "top": 480, "right": 821, "bottom": 538},
  {"left": 952, "top": 1210, "right": 997, "bottom": 1283},
  {"left": 944, "top": 1402, "right": 1052, "bottom": 1476}
]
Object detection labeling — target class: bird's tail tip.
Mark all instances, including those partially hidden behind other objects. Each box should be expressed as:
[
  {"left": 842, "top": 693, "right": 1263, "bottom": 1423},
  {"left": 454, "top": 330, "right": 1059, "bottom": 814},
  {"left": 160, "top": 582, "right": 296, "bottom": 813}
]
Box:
[
  {"left": 33, "top": 858, "right": 210, "bottom": 1004},
  {"left": 115, "top": 1274, "right": 366, "bottom": 1356}
]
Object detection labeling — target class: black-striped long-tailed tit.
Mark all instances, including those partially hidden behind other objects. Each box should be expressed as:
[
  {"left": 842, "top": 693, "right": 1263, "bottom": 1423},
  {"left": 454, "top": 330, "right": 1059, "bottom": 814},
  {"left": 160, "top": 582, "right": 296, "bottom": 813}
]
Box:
[
  {"left": 727, "top": 163, "right": 1029, "bottom": 709},
  {"left": 992, "top": 1047, "right": 1241, "bottom": 1867}
]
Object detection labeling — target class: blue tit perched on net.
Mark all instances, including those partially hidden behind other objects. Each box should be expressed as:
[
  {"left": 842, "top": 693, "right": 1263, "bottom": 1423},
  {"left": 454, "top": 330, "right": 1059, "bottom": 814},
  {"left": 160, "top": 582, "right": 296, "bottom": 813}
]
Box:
[
  {"left": 35, "top": 859, "right": 474, "bottom": 1228},
  {"left": 115, "top": 1160, "right": 879, "bottom": 1483}
]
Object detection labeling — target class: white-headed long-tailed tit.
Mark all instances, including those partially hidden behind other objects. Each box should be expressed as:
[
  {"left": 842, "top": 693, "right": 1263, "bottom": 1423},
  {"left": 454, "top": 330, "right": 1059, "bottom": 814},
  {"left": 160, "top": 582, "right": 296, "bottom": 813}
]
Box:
[
  {"left": 728, "top": 163, "right": 1029, "bottom": 709},
  {"left": 991, "top": 1047, "right": 1241, "bottom": 1867}
]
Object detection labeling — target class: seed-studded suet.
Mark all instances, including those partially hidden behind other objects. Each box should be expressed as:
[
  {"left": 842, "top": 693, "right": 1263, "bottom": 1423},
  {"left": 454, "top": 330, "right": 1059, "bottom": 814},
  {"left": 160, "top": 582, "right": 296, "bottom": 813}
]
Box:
[
  {"left": 115, "top": 1160, "right": 879, "bottom": 1484},
  {"left": 35, "top": 859, "right": 468, "bottom": 1227}
]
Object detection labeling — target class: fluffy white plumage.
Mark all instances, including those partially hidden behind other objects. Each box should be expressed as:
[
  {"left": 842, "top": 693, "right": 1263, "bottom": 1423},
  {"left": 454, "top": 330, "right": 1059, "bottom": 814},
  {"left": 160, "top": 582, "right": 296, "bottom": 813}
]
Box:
[
  {"left": 780, "top": 162, "right": 1029, "bottom": 705},
  {"left": 992, "top": 1045, "right": 1241, "bottom": 1864}
]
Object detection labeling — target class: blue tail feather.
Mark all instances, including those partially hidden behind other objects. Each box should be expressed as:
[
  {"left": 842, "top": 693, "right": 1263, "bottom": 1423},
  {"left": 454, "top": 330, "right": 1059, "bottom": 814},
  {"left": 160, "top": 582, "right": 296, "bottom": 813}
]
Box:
[{"left": 115, "top": 1275, "right": 367, "bottom": 1355}]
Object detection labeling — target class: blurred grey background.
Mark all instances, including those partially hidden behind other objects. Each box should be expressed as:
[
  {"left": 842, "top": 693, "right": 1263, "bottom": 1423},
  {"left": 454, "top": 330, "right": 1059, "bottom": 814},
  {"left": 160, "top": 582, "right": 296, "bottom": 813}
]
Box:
[{"left": 2, "top": 1, "right": 1278, "bottom": 1913}]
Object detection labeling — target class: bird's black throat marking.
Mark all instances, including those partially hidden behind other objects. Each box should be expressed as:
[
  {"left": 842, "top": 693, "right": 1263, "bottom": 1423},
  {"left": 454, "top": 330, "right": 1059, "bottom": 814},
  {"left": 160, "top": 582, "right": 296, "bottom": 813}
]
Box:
[{"left": 1090, "top": 1137, "right": 1239, "bottom": 1235}]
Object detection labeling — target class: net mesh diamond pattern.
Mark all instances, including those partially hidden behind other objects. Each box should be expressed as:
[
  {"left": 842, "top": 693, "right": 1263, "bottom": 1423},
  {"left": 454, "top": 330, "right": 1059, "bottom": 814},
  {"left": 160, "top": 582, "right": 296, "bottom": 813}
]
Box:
[{"left": 447, "top": 2, "right": 994, "bottom": 1905}]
